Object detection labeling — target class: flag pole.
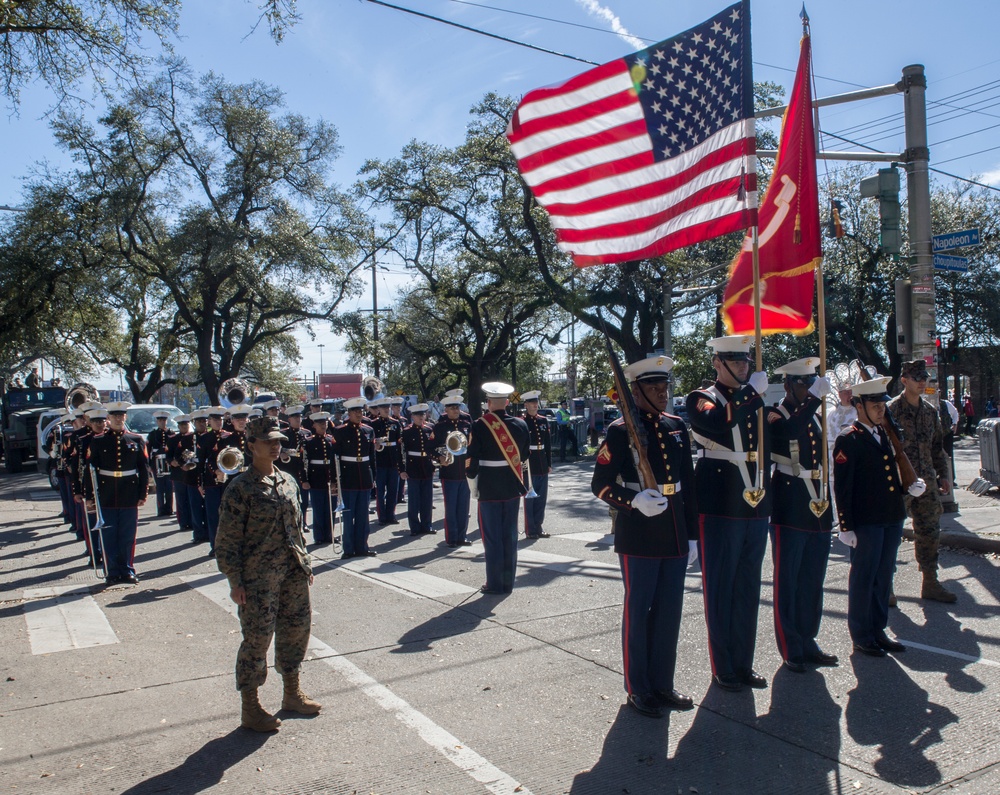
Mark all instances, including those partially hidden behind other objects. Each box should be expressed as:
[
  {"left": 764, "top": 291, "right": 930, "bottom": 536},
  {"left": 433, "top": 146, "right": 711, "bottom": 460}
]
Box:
[
  {"left": 816, "top": 256, "right": 829, "bottom": 502},
  {"left": 751, "top": 226, "right": 766, "bottom": 500}
]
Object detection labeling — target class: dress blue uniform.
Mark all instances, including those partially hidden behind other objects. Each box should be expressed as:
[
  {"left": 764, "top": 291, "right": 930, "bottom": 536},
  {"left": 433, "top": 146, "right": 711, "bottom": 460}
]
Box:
[
  {"left": 399, "top": 410, "right": 436, "bottom": 536},
  {"left": 765, "top": 359, "right": 835, "bottom": 670},
  {"left": 431, "top": 404, "right": 472, "bottom": 547},
  {"left": 166, "top": 425, "right": 204, "bottom": 539},
  {"left": 146, "top": 422, "right": 174, "bottom": 517},
  {"left": 333, "top": 403, "right": 377, "bottom": 558},
  {"left": 833, "top": 377, "right": 906, "bottom": 653},
  {"left": 301, "top": 421, "right": 337, "bottom": 544},
  {"left": 84, "top": 409, "right": 149, "bottom": 583},
  {"left": 200, "top": 424, "right": 250, "bottom": 553},
  {"left": 276, "top": 410, "right": 311, "bottom": 529},
  {"left": 371, "top": 407, "right": 403, "bottom": 524},
  {"left": 466, "top": 384, "right": 528, "bottom": 594},
  {"left": 591, "top": 356, "right": 696, "bottom": 716},
  {"left": 521, "top": 393, "right": 552, "bottom": 539},
  {"left": 687, "top": 336, "right": 771, "bottom": 691}
]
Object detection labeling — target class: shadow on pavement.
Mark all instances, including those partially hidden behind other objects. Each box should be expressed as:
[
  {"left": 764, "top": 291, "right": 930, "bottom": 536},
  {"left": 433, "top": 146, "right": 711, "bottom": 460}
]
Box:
[{"left": 116, "top": 728, "right": 271, "bottom": 794}]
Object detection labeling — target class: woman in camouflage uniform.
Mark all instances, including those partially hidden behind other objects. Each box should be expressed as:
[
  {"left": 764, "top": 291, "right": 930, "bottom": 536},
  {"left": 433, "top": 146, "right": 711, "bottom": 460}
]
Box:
[{"left": 216, "top": 415, "right": 322, "bottom": 732}]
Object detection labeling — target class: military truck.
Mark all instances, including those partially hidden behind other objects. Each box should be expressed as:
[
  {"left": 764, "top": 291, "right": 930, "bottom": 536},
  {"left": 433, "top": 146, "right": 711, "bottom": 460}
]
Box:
[{"left": 1, "top": 385, "right": 67, "bottom": 474}]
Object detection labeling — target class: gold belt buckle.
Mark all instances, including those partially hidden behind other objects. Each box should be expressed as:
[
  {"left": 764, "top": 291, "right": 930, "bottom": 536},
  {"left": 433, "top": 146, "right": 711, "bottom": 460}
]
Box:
[
  {"left": 111, "top": 471, "right": 123, "bottom": 478},
  {"left": 747, "top": 451, "right": 758, "bottom": 462},
  {"left": 810, "top": 469, "right": 822, "bottom": 480},
  {"left": 661, "top": 483, "right": 676, "bottom": 496}
]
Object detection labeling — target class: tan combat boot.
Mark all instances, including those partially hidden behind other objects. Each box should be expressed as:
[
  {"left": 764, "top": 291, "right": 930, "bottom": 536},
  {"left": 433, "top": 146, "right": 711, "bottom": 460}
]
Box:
[
  {"left": 241, "top": 688, "right": 281, "bottom": 732},
  {"left": 921, "top": 573, "right": 958, "bottom": 603},
  {"left": 281, "top": 672, "right": 322, "bottom": 714}
]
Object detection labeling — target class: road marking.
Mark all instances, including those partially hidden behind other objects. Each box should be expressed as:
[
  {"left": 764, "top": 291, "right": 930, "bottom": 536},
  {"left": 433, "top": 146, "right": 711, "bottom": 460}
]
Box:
[
  {"left": 555, "top": 531, "right": 614, "bottom": 545},
  {"left": 457, "top": 544, "right": 621, "bottom": 580},
  {"left": 895, "top": 639, "right": 1000, "bottom": 667},
  {"left": 184, "top": 574, "right": 533, "bottom": 795},
  {"left": 29, "top": 490, "right": 59, "bottom": 501},
  {"left": 22, "top": 585, "right": 119, "bottom": 655},
  {"left": 314, "top": 555, "right": 478, "bottom": 599}
]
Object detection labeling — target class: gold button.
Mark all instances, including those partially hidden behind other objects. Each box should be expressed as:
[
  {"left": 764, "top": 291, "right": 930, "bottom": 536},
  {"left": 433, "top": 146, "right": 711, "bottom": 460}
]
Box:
[
  {"left": 887, "top": 476, "right": 893, "bottom": 481},
  {"left": 889, "top": 486, "right": 895, "bottom": 492},
  {"left": 885, "top": 465, "right": 891, "bottom": 471}
]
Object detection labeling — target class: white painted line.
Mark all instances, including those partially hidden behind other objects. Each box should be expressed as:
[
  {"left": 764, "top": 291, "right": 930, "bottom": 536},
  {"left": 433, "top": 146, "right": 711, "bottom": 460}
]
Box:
[
  {"left": 184, "top": 574, "right": 533, "bottom": 795},
  {"left": 456, "top": 544, "right": 621, "bottom": 579},
  {"left": 325, "top": 556, "right": 478, "bottom": 599},
  {"left": 29, "top": 490, "right": 60, "bottom": 501},
  {"left": 22, "top": 585, "right": 119, "bottom": 655},
  {"left": 895, "top": 639, "right": 1000, "bottom": 668}
]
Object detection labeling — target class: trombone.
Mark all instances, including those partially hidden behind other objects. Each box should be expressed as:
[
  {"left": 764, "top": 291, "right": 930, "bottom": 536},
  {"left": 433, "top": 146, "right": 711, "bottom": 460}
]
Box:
[
  {"left": 524, "top": 457, "right": 539, "bottom": 499},
  {"left": 331, "top": 453, "right": 344, "bottom": 555},
  {"left": 87, "top": 465, "right": 109, "bottom": 579}
]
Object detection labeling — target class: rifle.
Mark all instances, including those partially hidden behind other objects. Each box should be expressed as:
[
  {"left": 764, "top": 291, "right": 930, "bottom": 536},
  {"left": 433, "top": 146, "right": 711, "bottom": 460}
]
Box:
[
  {"left": 850, "top": 357, "right": 918, "bottom": 490},
  {"left": 600, "top": 321, "right": 656, "bottom": 492}
]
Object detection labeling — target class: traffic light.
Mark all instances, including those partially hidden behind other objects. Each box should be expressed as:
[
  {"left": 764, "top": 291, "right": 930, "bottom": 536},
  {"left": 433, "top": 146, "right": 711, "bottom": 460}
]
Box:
[
  {"left": 935, "top": 336, "right": 942, "bottom": 365},
  {"left": 947, "top": 338, "right": 959, "bottom": 363},
  {"left": 860, "top": 167, "right": 901, "bottom": 255},
  {"left": 827, "top": 199, "right": 845, "bottom": 238}
]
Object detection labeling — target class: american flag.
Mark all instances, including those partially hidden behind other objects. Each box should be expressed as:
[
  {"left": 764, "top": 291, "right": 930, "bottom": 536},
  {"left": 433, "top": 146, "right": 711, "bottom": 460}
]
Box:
[{"left": 507, "top": 1, "right": 757, "bottom": 267}]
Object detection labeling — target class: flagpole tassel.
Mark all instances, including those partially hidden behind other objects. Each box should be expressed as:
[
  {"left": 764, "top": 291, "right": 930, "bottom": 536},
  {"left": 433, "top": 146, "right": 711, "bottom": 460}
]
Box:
[{"left": 794, "top": 213, "right": 802, "bottom": 244}]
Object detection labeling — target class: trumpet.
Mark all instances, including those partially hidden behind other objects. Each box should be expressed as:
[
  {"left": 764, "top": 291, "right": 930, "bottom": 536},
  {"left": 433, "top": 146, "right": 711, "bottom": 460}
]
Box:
[
  {"left": 279, "top": 447, "right": 301, "bottom": 463},
  {"left": 374, "top": 436, "right": 389, "bottom": 452},
  {"left": 217, "top": 447, "right": 245, "bottom": 476},
  {"left": 445, "top": 430, "right": 468, "bottom": 456},
  {"left": 181, "top": 448, "right": 198, "bottom": 470}
]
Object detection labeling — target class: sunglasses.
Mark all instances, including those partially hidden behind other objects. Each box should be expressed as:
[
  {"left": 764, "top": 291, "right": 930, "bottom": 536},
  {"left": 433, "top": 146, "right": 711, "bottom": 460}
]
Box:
[{"left": 907, "top": 373, "right": 929, "bottom": 381}]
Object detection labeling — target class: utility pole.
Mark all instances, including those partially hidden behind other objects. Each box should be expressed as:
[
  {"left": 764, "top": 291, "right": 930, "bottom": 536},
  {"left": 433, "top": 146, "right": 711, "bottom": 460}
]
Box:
[{"left": 371, "top": 258, "right": 380, "bottom": 380}]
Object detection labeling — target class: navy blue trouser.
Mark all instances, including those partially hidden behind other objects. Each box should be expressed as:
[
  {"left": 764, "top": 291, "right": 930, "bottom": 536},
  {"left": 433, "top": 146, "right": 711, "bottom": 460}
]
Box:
[
  {"left": 441, "top": 478, "right": 470, "bottom": 544},
  {"left": 75, "top": 501, "right": 103, "bottom": 560},
  {"left": 341, "top": 489, "right": 372, "bottom": 556},
  {"left": 375, "top": 466, "right": 399, "bottom": 523},
  {"left": 102, "top": 507, "right": 138, "bottom": 579},
  {"left": 59, "top": 472, "right": 75, "bottom": 533},
  {"left": 185, "top": 484, "right": 207, "bottom": 541},
  {"left": 407, "top": 477, "right": 434, "bottom": 535},
  {"left": 770, "top": 525, "right": 831, "bottom": 663},
  {"left": 699, "top": 515, "right": 768, "bottom": 680},
  {"left": 848, "top": 521, "right": 903, "bottom": 644},
  {"left": 309, "top": 488, "right": 334, "bottom": 544},
  {"left": 619, "top": 554, "right": 688, "bottom": 696},
  {"left": 204, "top": 486, "right": 223, "bottom": 550},
  {"left": 522, "top": 474, "right": 548, "bottom": 536},
  {"left": 153, "top": 474, "right": 173, "bottom": 515},
  {"left": 478, "top": 498, "right": 520, "bottom": 592}
]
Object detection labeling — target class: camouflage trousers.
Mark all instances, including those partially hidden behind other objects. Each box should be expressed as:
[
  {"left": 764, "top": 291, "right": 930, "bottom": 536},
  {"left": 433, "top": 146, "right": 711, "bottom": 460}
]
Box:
[
  {"left": 903, "top": 489, "right": 943, "bottom": 574},
  {"left": 235, "top": 554, "right": 311, "bottom": 691}
]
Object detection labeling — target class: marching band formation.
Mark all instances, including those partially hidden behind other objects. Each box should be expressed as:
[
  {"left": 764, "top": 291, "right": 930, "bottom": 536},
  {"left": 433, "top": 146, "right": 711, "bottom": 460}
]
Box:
[{"left": 40, "top": 335, "right": 956, "bottom": 727}]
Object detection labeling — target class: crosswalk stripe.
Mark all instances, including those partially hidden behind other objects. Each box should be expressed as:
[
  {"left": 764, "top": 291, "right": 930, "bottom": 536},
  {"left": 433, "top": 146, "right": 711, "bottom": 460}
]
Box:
[
  {"left": 22, "top": 585, "right": 119, "bottom": 655},
  {"left": 29, "top": 490, "right": 60, "bottom": 501},
  {"left": 312, "top": 555, "right": 478, "bottom": 599},
  {"left": 554, "top": 531, "right": 614, "bottom": 545},
  {"left": 183, "top": 574, "right": 533, "bottom": 795},
  {"left": 456, "top": 544, "right": 622, "bottom": 579}
]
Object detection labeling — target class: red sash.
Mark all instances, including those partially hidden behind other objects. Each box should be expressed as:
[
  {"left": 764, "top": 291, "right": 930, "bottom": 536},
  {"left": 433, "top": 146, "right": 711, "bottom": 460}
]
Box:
[{"left": 482, "top": 412, "right": 524, "bottom": 484}]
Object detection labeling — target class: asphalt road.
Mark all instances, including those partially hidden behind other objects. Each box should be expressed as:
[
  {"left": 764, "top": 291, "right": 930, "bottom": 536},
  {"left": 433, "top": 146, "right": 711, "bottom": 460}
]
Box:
[{"left": 2, "top": 459, "right": 999, "bottom": 795}]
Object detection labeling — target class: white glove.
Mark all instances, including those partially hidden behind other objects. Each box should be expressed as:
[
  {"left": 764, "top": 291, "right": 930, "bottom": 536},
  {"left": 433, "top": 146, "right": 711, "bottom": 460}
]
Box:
[
  {"left": 747, "top": 371, "right": 769, "bottom": 396},
  {"left": 908, "top": 478, "right": 927, "bottom": 497},
  {"left": 687, "top": 540, "right": 699, "bottom": 566},
  {"left": 838, "top": 530, "right": 858, "bottom": 548},
  {"left": 808, "top": 376, "right": 833, "bottom": 399},
  {"left": 632, "top": 488, "right": 669, "bottom": 517}
]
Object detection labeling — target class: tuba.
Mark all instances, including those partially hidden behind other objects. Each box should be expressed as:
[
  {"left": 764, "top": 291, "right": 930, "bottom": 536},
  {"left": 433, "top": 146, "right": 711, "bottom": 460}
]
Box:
[
  {"left": 65, "top": 382, "right": 99, "bottom": 412},
  {"left": 219, "top": 377, "right": 252, "bottom": 409},
  {"left": 362, "top": 375, "right": 384, "bottom": 401},
  {"left": 217, "top": 447, "right": 245, "bottom": 476}
]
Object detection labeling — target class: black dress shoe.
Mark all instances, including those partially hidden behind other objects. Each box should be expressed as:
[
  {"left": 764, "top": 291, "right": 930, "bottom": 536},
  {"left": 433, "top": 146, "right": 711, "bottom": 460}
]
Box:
[
  {"left": 480, "top": 586, "right": 503, "bottom": 594},
  {"left": 783, "top": 660, "right": 807, "bottom": 673},
  {"left": 805, "top": 650, "right": 839, "bottom": 666},
  {"left": 853, "top": 641, "right": 887, "bottom": 657},
  {"left": 460, "top": 540, "right": 473, "bottom": 546},
  {"left": 526, "top": 532, "right": 551, "bottom": 539},
  {"left": 340, "top": 552, "right": 356, "bottom": 560},
  {"left": 124, "top": 574, "right": 140, "bottom": 584},
  {"left": 626, "top": 693, "right": 663, "bottom": 718},
  {"left": 713, "top": 675, "right": 743, "bottom": 692},
  {"left": 875, "top": 635, "right": 906, "bottom": 653},
  {"left": 446, "top": 543, "right": 457, "bottom": 548},
  {"left": 653, "top": 689, "right": 694, "bottom": 711},
  {"left": 366, "top": 550, "right": 378, "bottom": 556},
  {"left": 742, "top": 670, "right": 768, "bottom": 689}
]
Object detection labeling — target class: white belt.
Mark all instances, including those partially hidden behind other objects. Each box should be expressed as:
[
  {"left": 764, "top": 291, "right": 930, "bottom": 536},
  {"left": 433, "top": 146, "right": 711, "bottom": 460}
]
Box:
[
  {"left": 98, "top": 469, "right": 137, "bottom": 477},
  {"left": 697, "top": 449, "right": 758, "bottom": 462},
  {"left": 775, "top": 463, "right": 822, "bottom": 481},
  {"left": 407, "top": 451, "right": 428, "bottom": 457},
  {"left": 529, "top": 445, "right": 545, "bottom": 450},
  {"left": 479, "top": 460, "right": 510, "bottom": 467},
  {"left": 308, "top": 459, "right": 330, "bottom": 465},
  {"left": 341, "top": 456, "right": 370, "bottom": 462},
  {"left": 624, "top": 481, "right": 681, "bottom": 495},
  {"left": 384, "top": 442, "right": 397, "bottom": 447}
]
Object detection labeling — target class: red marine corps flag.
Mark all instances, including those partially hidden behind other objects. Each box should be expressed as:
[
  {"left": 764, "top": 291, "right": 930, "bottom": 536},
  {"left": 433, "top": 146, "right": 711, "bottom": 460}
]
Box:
[
  {"left": 721, "top": 21, "right": 821, "bottom": 335},
  {"left": 507, "top": 1, "right": 757, "bottom": 267}
]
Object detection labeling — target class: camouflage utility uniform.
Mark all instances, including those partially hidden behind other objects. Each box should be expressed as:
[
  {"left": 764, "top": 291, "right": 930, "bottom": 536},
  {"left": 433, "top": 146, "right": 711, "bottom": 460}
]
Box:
[
  {"left": 887, "top": 394, "right": 951, "bottom": 583},
  {"left": 216, "top": 467, "right": 312, "bottom": 691}
]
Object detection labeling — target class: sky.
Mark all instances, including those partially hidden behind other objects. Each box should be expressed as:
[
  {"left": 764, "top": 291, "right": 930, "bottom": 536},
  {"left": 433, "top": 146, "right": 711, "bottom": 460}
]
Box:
[{"left": 3, "top": 0, "right": 999, "bottom": 388}]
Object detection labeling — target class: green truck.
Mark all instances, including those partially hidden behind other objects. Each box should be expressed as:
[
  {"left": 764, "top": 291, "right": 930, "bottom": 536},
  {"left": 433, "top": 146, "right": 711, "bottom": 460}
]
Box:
[{"left": 1, "top": 385, "right": 67, "bottom": 474}]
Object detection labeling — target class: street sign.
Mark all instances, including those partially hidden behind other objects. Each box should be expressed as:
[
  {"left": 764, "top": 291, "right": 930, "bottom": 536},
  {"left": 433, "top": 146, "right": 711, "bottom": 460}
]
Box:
[
  {"left": 933, "top": 253, "right": 969, "bottom": 273},
  {"left": 932, "top": 227, "right": 980, "bottom": 253}
]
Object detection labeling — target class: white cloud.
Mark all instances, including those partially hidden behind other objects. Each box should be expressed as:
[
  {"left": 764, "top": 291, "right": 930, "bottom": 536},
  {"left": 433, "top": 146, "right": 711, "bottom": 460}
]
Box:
[
  {"left": 978, "top": 164, "right": 1000, "bottom": 187},
  {"left": 572, "top": 0, "right": 644, "bottom": 51}
]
